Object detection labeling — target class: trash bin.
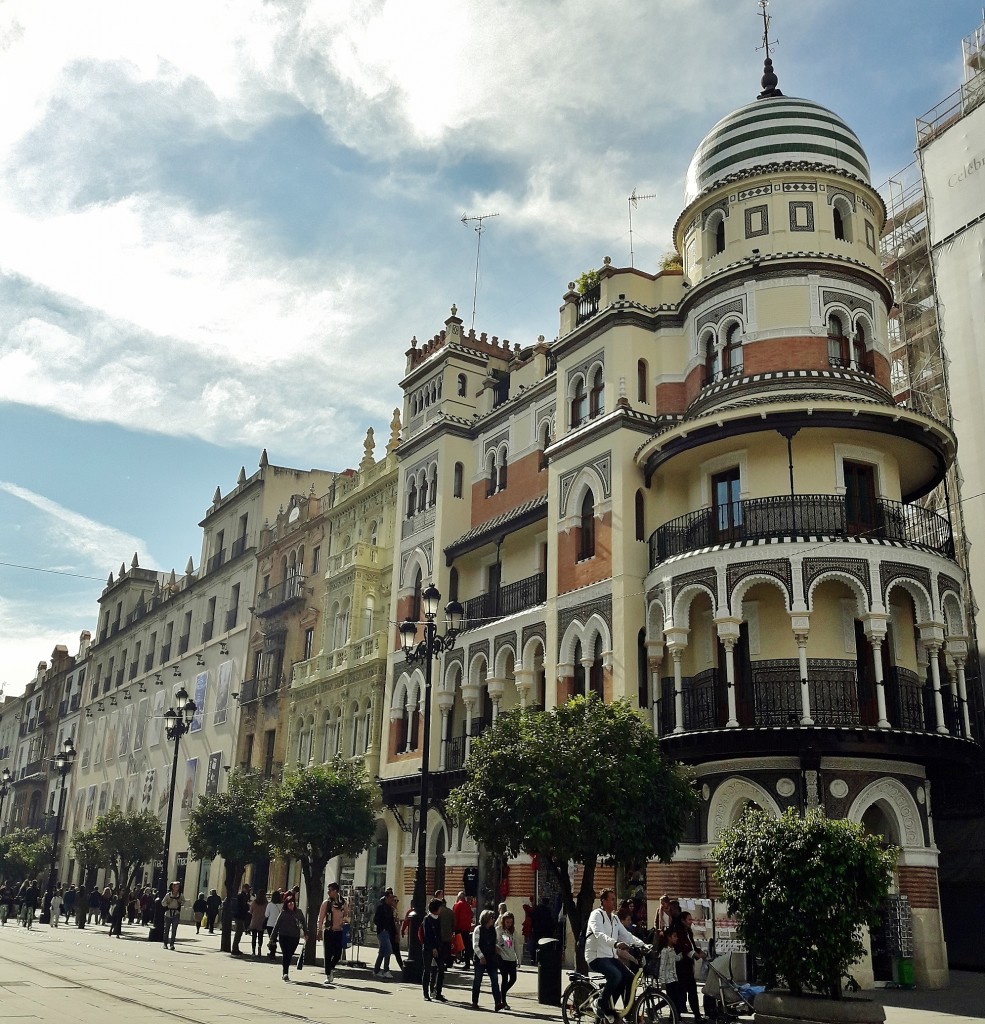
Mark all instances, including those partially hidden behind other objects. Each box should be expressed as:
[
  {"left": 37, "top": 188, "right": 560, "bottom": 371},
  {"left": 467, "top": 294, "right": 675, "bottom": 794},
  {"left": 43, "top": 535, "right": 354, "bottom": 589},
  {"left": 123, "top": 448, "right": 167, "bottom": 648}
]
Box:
[
  {"left": 537, "top": 937, "right": 562, "bottom": 1005},
  {"left": 896, "top": 957, "right": 915, "bottom": 988}
]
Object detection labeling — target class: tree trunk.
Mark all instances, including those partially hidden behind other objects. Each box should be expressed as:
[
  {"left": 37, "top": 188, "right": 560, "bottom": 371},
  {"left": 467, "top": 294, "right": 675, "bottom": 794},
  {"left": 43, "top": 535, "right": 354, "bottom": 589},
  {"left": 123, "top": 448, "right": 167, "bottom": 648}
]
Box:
[
  {"left": 547, "top": 853, "right": 598, "bottom": 973},
  {"left": 219, "top": 860, "right": 243, "bottom": 953},
  {"left": 299, "top": 856, "right": 327, "bottom": 966}
]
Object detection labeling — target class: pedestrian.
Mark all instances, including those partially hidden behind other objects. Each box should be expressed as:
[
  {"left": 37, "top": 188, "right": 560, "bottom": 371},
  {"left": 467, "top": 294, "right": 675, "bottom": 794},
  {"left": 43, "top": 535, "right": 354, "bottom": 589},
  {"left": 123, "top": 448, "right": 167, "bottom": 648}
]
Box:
[
  {"left": 372, "top": 888, "right": 396, "bottom": 978},
  {"left": 99, "top": 885, "right": 113, "bottom": 925},
  {"left": 317, "top": 882, "right": 347, "bottom": 985},
  {"left": 109, "top": 887, "right": 127, "bottom": 938},
  {"left": 75, "top": 888, "right": 87, "bottom": 929},
  {"left": 421, "top": 898, "right": 446, "bottom": 1003},
  {"left": 249, "top": 890, "right": 268, "bottom": 955},
  {"left": 655, "top": 894, "right": 673, "bottom": 934},
  {"left": 265, "top": 889, "right": 283, "bottom": 957},
  {"left": 657, "top": 928, "right": 684, "bottom": 1016},
  {"left": 269, "top": 891, "right": 307, "bottom": 983},
  {"left": 62, "top": 883, "right": 76, "bottom": 925},
  {"left": 21, "top": 881, "right": 39, "bottom": 929},
  {"left": 454, "top": 890, "right": 474, "bottom": 969},
  {"left": 140, "top": 887, "right": 154, "bottom": 926},
  {"left": 521, "top": 896, "right": 534, "bottom": 964},
  {"left": 192, "top": 892, "right": 208, "bottom": 934},
  {"left": 434, "top": 889, "right": 455, "bottom": 968},
  {"left": 205, "top": 888, "right": 222, "bottom": 932},
  {"left": 0, "top": 883, "right": 12, "bottom": 926},
  {"left": 388, "top": 892, "right": 404, "bottom": 972},
  {"left": 231, "top": 882, "right": 251, "bottom": 955},
  {"left": 673, "top": 911, "right": 705, "bottom": 1022},
  {"left": 471, "top": 908, "right": 503, "bottom": 1011},
  {"left": 162, "top": 881, "right": 183, "bottom": 950},
  {"left": 87, "top": 886, "right": 101, "bottom": 924},
  {"left": 496, "top": 911, "right": 520, "bottom": 1010}
]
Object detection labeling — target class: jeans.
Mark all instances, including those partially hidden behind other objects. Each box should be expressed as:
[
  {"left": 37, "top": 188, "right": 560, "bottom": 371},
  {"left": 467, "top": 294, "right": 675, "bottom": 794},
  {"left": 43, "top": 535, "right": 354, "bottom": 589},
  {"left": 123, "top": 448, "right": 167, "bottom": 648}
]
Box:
[
  {"left": 374, "top": 929, "right": 393, "bottom": 972},
  {"left": 232, "top": 917, "right": 247, "bottom": 951},
  {"left": 251, "top": 928, "right": 265, "bottom": 954},
  {"left": 472, "top": 957, "right": 502, "bottom": 1007},
  {"left": 499, "top": 960, "right": 518, "bottom": 1002},
  {"left": 279, "top": 935, "right": 300, "bottom": 977},
  {"left": 163, "top": 915, "right": 179, "bottom": 947},
  {"left": 590, "top": 957, "right": 632, "bottom": 1013},
  {"left": 324, "top": 930, "right": 344, "bottom": 976}
]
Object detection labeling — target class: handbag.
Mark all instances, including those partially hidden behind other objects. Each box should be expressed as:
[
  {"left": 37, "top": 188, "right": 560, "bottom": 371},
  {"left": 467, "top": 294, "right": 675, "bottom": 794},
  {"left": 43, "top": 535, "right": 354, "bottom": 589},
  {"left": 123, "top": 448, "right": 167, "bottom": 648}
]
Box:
[
  {"left": 451, "top": 933, "right": 464, "bottom": 955},
  {"left": 296, "top": 947, "right": 305, "bottom": 971}
]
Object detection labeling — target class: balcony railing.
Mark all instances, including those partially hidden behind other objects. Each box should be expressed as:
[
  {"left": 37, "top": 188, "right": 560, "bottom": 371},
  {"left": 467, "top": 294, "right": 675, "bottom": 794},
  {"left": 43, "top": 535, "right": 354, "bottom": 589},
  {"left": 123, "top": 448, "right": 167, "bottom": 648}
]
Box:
[
  {"left": 460, "top": 572, "right": 548, "bottom": 632},
  {"left": 207, "top": 549, "right": 226, "bottom": 573},
  {"left": 231, "top": 535, "right": 247, "bottom": 559},
  {"left": 659, "top": 662, "right": 972, "bottom": 738},
  {"left": 256, "top": 575, "right": 306, "bottom": 616},
  {"left": 225, "top": 608, "right": 238, "bottom": 631},
  {"left": 241, "top": 674, "right": 283, "bottom": 704},
  {"left": 444, "top": 736, "right": 467, "bottom": 770},
  {"left": 650, "top": 494, "right": 954, "bottom": 566},
  {"left": 20, "top": 759, "right": 43, "bottom": 780},
  {"left": 178, "top": 633, "right": 190, "bottom": 655},
  {"left": 575, "top": 283, "right": 601, "bottom": 326}
]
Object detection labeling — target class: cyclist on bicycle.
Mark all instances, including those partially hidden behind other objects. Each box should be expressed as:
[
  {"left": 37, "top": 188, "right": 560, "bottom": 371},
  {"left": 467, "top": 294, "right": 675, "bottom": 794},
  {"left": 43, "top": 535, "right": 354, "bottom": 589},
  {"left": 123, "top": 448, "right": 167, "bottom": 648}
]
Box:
[{"left": 585, "top": 888, "right": 637, "bottom": 1022}]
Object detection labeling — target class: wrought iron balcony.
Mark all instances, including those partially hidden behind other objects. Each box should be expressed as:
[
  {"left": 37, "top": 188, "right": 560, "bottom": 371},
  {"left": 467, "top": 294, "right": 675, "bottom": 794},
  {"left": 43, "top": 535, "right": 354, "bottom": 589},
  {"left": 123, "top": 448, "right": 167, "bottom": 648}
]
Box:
[
  {"left": 657, "top": 663, "right": 977, "bottom": 741},
  {"left": 649, "top": 494, "right": 954, "bottom": 567},
  {"left": 231, "top": 535, "right": 248, "bottom": 559},
  {"left": 444, "top": 736, "right": 466, "bottom": 770},
  {"left": 575, "top": 283, "right": 601, "bottom": 326},
  {"left": 460, "top": 572, "right": 547, "bottom": 632},
  {"left": 207, "top": 548, "right": 226, "bottom": 573},
  {"left": 256, "top": 574, "right": 306, "bottom": 616}
]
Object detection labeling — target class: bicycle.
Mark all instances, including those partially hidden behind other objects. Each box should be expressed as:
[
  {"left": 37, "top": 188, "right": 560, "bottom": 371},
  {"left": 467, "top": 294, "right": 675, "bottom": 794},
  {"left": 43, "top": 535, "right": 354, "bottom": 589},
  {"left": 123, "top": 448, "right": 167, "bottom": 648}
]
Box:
[{"left": 561, "top": 945, "right": 679, "bottom": 1024}]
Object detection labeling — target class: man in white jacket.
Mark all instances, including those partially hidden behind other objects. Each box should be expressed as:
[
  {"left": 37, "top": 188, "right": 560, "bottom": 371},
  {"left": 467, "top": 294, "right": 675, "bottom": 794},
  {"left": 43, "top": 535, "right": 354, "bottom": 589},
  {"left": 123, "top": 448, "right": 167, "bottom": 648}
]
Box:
[{"left": 584, "top": 889, "right": 637, "bottom": 1022}]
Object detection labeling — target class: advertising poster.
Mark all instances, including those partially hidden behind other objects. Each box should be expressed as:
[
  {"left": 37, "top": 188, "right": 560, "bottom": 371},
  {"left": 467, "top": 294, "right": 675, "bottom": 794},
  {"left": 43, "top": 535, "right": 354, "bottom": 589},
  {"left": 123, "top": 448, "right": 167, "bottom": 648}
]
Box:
[
  {"left": 133, "top": 697, "right": 148, "bottom": 751},
  {"left": 97, "top": 783, "right": 109, "bottom": 815},
  {"left": 158, "top": 763, "right": 171, "bottom": 816},
  {"left": 111, "top": 777, "right": 124, "bottom": 810},
  {"left": 148, "top": 689, "right": 166, "bottom": 747},
  {"left": 214, "top": 660, "right": 232, "bottom": 726},
  {"left": 84, "top": 785, "right": 96, "bottom": 822},
  {"left": 118, "top": 703, "right": 133, "bottom": 757},
  {"left": 191, "top": 671, "right": 207, "bottom": 733},
  {"left": 71, "top": 789, "right": 85, "bottom": 834},
  {"left": 141, "top": 768, "right": 156, "bottom": 812},
  {"left": 205, "top": 752, "right": 222, "bottom": 797},
  {"left": 92, "top": 716, "right": 106, "bottom": 766},
  {"left": 182, "top": 757, "right": 198, "bottom": 815},
  {"left": 104, "top": 710, "right": 118, "bottom": 763}
]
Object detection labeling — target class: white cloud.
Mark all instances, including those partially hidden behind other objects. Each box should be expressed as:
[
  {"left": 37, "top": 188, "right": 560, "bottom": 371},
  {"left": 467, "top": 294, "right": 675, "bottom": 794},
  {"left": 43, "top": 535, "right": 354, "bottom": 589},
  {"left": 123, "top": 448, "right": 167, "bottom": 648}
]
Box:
[
  {"left": 0, "top": 481, "right": 155, "bottom": 571},
  {"left": 0, "top": 593, "right": 93, "bottom": 695}
]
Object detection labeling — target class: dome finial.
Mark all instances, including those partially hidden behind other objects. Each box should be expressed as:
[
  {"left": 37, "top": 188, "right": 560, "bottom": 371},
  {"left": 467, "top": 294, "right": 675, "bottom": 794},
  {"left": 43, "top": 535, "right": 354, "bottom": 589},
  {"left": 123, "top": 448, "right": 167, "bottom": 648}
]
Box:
[{"left": 756, "top": 0, "right": 783, "bottom": 99}]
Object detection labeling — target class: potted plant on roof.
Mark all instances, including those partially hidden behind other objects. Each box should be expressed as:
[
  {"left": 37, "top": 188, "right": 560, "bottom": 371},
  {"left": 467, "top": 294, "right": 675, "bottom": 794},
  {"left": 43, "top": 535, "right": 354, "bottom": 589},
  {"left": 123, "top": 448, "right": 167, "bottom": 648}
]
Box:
[{"left": 714, "top": 807, "right": 897, "bottom": 1024}]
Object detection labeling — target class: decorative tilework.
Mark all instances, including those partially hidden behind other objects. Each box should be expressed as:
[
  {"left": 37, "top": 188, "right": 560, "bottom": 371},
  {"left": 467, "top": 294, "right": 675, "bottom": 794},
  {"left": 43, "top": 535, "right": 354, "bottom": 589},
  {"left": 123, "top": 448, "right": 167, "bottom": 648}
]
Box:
[
  {"left": 826, "top": 186, "right": 857, "bottom": 210},
  {"left": 865, "top": 221, "right": 876, "bottom": 252},
  {"left": 727, "top": 558, "right": 793, "bottom": 605},
  {"left": 737, "top": 184, "right": 773, "bottom": 201},
  {"left": 521, "top": 622, "right": 547, "bottom": 653},
  {"left": 701, "top": 198, "right": 730, "bottom": 229},
  {"left": 559, "top": 453, "right": 612, "bottom": 514},
  {"left": 782, "top": 181, "right": 818, "bottom": 192},
  {"left": 880, "top": 562, "right": 932, "bottom": 605},
  {"left": 789, "top": 201, "right": 815, "bottom": 232},
  {"left": 697, "top": 298, "right": 745, "bottom": 333},
  {"left": 744, "top": 204, "right": 769, "bottom": 238},
  {"left": 671, "top": 568, "right": 718, "bottom": 609},
  {"left": 820, "top": 289, "right": 874, "bottom": 318},
  {"left": 558, "top": 596, "right": 613, "bottom": 653},
  {"left": 802, "top": 557, "right": 871, "bottom": 603}
]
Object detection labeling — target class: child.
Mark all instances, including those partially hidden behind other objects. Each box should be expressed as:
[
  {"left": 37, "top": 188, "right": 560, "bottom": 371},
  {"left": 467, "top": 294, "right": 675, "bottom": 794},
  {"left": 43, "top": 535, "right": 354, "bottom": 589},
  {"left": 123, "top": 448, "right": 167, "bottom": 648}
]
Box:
[{"left": 657, "top": 928, "right": 683, "bottom": 1015}]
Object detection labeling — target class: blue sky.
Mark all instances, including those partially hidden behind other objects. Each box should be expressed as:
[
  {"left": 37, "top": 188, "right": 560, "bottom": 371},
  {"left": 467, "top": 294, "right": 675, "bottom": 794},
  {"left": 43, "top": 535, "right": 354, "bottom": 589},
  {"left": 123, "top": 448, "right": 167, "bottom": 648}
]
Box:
[{"left": 0, "top": 0, "right": 979, "bottom": 694}]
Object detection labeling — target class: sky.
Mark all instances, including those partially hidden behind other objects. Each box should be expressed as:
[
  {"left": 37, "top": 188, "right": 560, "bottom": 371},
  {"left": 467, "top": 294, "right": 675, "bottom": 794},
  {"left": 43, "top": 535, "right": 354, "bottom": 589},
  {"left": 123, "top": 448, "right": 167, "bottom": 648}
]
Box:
[{"left": 0, "top": 0, "right": 979, "bottom": 695}]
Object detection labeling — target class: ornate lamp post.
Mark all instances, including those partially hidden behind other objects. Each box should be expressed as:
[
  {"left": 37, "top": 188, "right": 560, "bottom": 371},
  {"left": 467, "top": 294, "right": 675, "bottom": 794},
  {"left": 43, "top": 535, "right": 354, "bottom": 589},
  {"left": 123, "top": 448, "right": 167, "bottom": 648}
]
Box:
[
  {"left": 39, "top": 737, "right": 76, "bottom": 924},
  {"left": 148, "top": 686, "right": 196, "bottom": 941},
  {"left": 397, "top": 584, "right": 463, "bottom": 982},
  {"left": 0, "top": 766, "right": 12, "bottom": 834}
]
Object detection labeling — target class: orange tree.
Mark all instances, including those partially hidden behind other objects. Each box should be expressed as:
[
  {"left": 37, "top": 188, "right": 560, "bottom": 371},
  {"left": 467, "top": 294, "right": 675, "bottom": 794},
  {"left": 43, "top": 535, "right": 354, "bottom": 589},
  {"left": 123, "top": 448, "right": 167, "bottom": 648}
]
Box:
[{"left": 449, "top": 696, "right": 697, "bottom": 966}]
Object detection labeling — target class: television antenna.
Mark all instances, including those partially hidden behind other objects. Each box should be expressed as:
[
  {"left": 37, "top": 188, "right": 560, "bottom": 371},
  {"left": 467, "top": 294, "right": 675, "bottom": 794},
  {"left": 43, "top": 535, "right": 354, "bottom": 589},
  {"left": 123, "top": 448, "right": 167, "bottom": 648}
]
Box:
[
  {"left": 628, "top": 188, "right": 656, "bottom": 268},
  {"left": 757, "top": 0, "right": 778, "bottom": 60},
  {"left": 461, "top": 211, "right": 499, "bottom": 330}
]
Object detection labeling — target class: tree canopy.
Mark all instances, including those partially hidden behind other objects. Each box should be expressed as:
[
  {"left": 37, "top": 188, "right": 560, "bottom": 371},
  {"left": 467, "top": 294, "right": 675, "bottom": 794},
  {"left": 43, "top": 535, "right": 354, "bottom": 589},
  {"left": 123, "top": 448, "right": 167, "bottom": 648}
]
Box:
[
  {"left": 70, "top": 826, "right": 105, "bottom": 885},
  {"left": 448, "top": 696, "right": 698, "bottom": 957},
  {"left": 714, "top": 807, "right": 898, "bottom": 998},
  {"left": 91, "top": 808, "right": 164, "bottom": 893},
  {"left": 0, "top": 827, "right": 52, "bottom": 882},
  {"left": 259, "top": 759, "right": 376, "bottom": 960},
  {"left": 187, "top": 768, "right": 271, "bottom": 951}
]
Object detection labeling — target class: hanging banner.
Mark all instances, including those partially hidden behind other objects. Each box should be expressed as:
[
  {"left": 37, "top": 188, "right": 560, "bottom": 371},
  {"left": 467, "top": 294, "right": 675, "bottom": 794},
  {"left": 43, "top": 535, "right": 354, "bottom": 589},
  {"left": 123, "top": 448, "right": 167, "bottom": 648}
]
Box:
[
  {"left": 191, "top": 671, "right": 208, "bottom": 733},
  {"left": 214, "top": 660, "right": 232, "bottom": 726},
  {"left": 205, "top": 752, "right": 222, "bottom": 797},
  {"left": 182, "top": 757, "right": 199, "bottom": 815}
]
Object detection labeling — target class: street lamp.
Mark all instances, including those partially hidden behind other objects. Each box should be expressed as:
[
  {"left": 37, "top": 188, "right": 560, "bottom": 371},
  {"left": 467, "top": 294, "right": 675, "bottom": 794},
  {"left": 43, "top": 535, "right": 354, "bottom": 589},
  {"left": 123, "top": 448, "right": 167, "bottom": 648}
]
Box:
[
  {"left": 397, "top": 584, "right": 463, "bottom": 982},
  {"left": 148, "top": 685, "right": 197, "bottom": 942},
  {"left": 0, "top": 766, "right": 13, "bottom": 836},
  {"left": 40, "top": 737, "right": 76, "bottom": 924}
]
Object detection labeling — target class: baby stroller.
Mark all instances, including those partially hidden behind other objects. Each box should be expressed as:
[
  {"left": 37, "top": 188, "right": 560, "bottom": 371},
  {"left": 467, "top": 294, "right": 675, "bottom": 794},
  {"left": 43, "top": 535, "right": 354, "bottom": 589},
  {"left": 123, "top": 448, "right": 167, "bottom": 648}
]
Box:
[{"left": 702, "top": 953, "right": 759, "bottom": 1024}]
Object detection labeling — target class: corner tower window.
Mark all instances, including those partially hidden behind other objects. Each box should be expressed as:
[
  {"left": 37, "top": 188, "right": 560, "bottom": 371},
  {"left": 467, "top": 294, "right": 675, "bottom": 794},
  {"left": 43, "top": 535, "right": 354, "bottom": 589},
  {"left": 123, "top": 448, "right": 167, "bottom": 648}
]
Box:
[
  {"left": 715, "top": 219, "right": 725, "bottom": 254},
  {"left": 579, "top": 491, "right": 596, "bottom": 560},
  {"left": 570, "top": 377, "right": 587, "bottom": 427},
  {"left": 589, "top": 367, "right": 604, "bottom": 418},
  {"left": 724, "top": 323, "right": 743, "bottom": 376},
  {"left": 827, "top": 314, "right": 849, "bottom": 368}
]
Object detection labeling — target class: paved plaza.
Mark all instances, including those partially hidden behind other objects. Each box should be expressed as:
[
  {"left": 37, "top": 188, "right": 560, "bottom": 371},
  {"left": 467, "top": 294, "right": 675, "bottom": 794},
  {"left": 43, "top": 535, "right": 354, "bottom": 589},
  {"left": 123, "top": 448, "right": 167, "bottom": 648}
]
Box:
[{"left": 0, "top": 920, "right": 982, "bottom": 1024}]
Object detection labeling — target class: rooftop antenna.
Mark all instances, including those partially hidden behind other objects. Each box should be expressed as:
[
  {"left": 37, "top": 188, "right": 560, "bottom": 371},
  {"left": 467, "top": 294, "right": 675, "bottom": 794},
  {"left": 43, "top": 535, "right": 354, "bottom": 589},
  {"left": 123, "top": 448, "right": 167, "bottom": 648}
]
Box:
[
  {"left": 628, "top": 188, "right": 656, "bottom": 268},
  {"left": 757, "top": 0, "right": 778, "bottom": 61},
  {"left": 756, "top": 0, "right": 782, "bottom": 98},
  {"left": 461, "top": 211, "right": 499, "bottom": 330}
]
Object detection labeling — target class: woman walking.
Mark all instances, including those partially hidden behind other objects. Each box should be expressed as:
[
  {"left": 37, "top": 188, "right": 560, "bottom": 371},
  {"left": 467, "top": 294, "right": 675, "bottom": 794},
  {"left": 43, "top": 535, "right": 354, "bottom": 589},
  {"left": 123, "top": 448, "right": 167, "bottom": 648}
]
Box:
[
  {"left": 269, "top": 892, "right": 307, "bottom": 982},
  {"left": 205, "top": 888, "right": 222, "bottom": 933},
  {"left": 249, "top": 891, "right": 269, "bottom": 955},
  {"left": 471, "top": 909, "right": 503, "bottom": 1011},
  {"left": 265, "top": 890, "right": 283, "bottom": 958},
  {"left": 192, "top": 893, "right": 208, "bottom": 934},
  {"left": 162, "top": 881, "right": 183, "bottom": 950},
  {"left": 496, "top": 911, "right": 520, "bottom": 1010}
]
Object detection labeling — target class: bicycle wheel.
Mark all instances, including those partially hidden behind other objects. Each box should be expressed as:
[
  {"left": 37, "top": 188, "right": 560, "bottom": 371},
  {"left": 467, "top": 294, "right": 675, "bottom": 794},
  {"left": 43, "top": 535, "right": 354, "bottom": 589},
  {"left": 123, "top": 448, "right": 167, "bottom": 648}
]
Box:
[
  {"left": 636, "top": 989, "right": 679, "bottom": 1024},
  {"left": 562, "top": 978, "right": 598, "bottom": 1024}
]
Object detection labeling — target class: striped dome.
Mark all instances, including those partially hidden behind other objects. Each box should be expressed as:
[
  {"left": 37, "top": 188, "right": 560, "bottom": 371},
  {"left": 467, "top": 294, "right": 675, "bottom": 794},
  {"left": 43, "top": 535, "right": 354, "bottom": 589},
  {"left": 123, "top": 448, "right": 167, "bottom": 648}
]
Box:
[{"left": 684, "top": 96, "right": 870, "bottom": 204}]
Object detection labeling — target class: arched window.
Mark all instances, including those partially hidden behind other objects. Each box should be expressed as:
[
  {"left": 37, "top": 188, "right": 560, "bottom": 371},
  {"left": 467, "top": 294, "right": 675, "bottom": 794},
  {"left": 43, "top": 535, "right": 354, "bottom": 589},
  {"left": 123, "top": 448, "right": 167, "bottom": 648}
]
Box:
[
  {"left": 635, "top": 490, "right": 645, "bottom": 542},
  {"left": 412, "top": 568, "right": 423, "bottom": 622},
  {"left": 589, "top": 367, "right": 605, "bottom": 417},
  {"left": 486, "top": 456, "right": 497, "bottom": 498},
  {"left": 853, "top": 322, "right": 868, "bottom": 371},
  {"left": 637, "top": 360, "right": 648, "bottom": 403},
  {"left": 833, "top": 206, "right": 845, "bottom": 240},
  {"left": 416, "top": 475, "right": 427, "bottom": 512},
  {"left": 368, "top": 520, "right": 379, "bottom": 546},
  {"left": 453, "top": 462, "right": 464, "bottom": 498},
  {"left": 406, "top": 479, "right": 417, "bottom": 518},
  {"left": 457, "top": 373, "right": 467, "bottom": 397},
  {"left": 362, "top": 595, "right": 375, "bottom": 638},
  {"left": 715, "top": 218, "right": 725, "bottom": 254},
  {"left": 497, "top": 449, "right": 508, "bottom": 491},
  {"left": 428, "top": 467, "right": 437, "bottom": 506},
  {"left": 704, "top": 332, "right": 720, "bottom": 383},
  {"left": 589, "top": 635, "right": 604, "bottom": 698},
  {"left": 832, "top": 197, "right": 853, "bottom": 242},
  {"left": 448, "top": 567, "right": 459, "bottom": 602},
  {"left": 579, "top": 491, "right": 596, "bottom": 560},
  {"left": 827, "top": 313, "right": 849, "bottom": 367},
  {"left": 573, "top": 640, "right": 585, "bottom": 696},
  {"left": 570, "top": 376, "right": 587, "bottom": 427},
  {"left": 724, "top": 323, "right": 743, "bottom": 376},
  {"left": 539, "top": 423, "right": 552, "bottom": 472}
]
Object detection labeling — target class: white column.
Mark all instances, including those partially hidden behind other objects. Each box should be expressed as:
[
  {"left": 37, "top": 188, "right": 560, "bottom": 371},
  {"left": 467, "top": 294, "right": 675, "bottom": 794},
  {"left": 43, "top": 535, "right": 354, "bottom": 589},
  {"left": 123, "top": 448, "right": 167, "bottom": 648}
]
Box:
[
  {"left": 436, "top": 691, "right": 454, "bottom": 771},
  {"left": 926, "top": 642, "right": 948, "bottom": 734},
  {"left": 796, "top": 631, "right": 813, "bottom": 726},
  {"left": 462, "top": 682, "right": 480, "bottom": 757},
  {"left": 869, "top": 637, "right": 891, "bottom": 729},
  {"left": 514, "top": 669, "right": 534, "bottom": 708},
  {"left": 487, "top": 678, "right": 505, "bottom": 722},
  {"left": 649, "top": 654, "right": 664, "bottom": 734},
  {"left": 672, "top": 649, "right": 685, "bottom": 734},
  {"left": 954, "top": 656, "right": 971, "bottom": 737},
  {"left": 403, "top": 702, "right": 415, "bottom": 753},
  {"left": 715, "top": 618, "right": 741, "bottom": 729}
]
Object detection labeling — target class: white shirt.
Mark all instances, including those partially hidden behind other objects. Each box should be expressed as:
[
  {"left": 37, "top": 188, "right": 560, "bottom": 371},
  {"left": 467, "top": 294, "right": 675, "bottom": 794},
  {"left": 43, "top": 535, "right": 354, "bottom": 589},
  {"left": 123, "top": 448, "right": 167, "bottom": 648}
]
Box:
[{"left": 584, "top": 907, "right": 637, "bottom": 964}]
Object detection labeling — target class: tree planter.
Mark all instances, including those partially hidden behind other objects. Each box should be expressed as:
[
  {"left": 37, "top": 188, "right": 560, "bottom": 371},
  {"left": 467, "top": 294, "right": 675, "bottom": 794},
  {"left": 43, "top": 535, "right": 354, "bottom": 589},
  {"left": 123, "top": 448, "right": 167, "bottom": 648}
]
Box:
[{"left": 755, "top": 992, "right": 886, "bottom": 1024}]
